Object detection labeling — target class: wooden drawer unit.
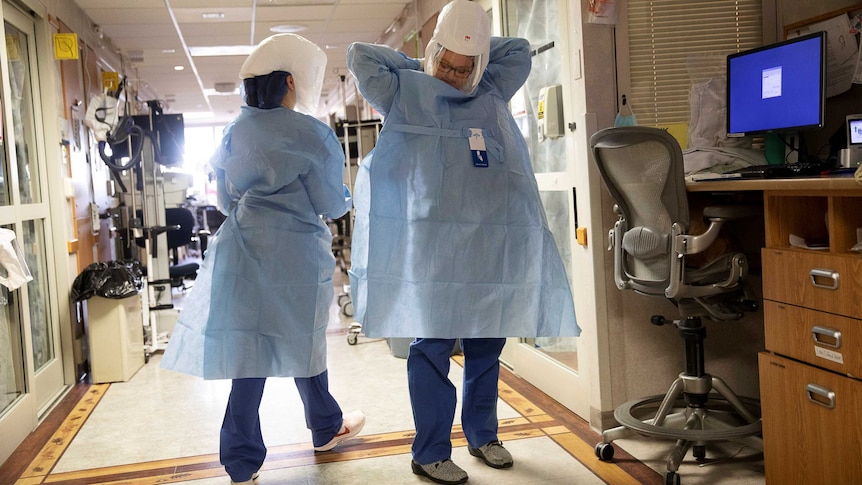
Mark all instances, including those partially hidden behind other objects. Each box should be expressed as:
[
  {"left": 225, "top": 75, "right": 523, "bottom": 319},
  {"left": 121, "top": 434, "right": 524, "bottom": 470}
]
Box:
[
  {"left": 763, "top": 300, "right": 862, "bottom": 378},
  {"left": 762, "top": 248, "right": 862, "bottom": 318},
  {"left": 759, "top": 353, "right": 862, "bottom": 485},
  {"left": 758, "top": 186, "right": 862, "bottom": 484}
]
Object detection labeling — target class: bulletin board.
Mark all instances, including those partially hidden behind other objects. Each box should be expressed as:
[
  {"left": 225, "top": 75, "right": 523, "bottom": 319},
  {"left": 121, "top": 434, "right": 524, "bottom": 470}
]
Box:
[
  {"left": 784, "top": 3, "right": 862, "bottom": 38},
  {"left": 783, "top": 3, "right": 862, "bottom": 157}
]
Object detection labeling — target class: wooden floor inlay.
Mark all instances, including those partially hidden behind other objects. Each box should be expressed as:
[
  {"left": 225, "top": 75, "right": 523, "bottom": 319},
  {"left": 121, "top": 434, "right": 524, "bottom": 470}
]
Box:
[
  {"left": 3, "top": 362, "right": 661, "bottom": 485},
  {"left": 16, "top": 384, "right": 109, "bottom": 484}
]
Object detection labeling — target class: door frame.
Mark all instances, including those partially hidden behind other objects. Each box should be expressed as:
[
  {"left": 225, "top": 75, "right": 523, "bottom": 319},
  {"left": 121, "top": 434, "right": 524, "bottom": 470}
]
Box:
[
  {"left": 495, "top": 0, "right": 604, "bottom": 421},
  {"left": 0, "top": 0, "right": 73, "bottom": 465}
]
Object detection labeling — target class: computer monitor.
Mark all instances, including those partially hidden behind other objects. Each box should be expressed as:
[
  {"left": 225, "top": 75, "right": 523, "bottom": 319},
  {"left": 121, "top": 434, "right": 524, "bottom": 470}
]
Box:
[
  {"left": 108, "top": 113, "right": 185, "bottom": 166},
  {"left": 726, "top": 31, "right": 826, "bottom": 137},
  {"left": 843, "top": 113, "right": 862, "bottom": 167},
  {"left": 847, "top": 114, "right": 862, "bottom": 146}
]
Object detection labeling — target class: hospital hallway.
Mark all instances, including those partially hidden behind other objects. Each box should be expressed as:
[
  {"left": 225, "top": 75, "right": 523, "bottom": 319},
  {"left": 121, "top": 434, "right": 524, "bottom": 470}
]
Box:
[{"left": 0, "top": 269, "right": 765, "bottom": 485}]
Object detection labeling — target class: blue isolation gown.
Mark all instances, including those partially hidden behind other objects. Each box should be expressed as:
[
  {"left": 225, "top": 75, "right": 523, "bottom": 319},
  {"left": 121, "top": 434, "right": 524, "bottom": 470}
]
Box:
[
  {"left": 161, "top": 106, "right": 350, "bottom": 379},
  {"left": 346, "top": 38, "right": 579, "bottom": 339}
]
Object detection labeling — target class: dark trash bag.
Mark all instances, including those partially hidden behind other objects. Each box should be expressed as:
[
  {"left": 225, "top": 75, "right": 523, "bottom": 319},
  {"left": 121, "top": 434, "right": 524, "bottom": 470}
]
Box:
[{"left": 72, "top": 260, "right": 144, "bottom": 302}]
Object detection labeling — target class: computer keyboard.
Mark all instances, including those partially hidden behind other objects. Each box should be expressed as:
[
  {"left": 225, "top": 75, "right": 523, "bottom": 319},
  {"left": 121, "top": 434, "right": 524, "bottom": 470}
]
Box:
[
  {"left": 786, "top": 162, "right": 829, "bottom": 175},
  {"left": 727, "top": 162, "right": 829, "bottom": 179}
]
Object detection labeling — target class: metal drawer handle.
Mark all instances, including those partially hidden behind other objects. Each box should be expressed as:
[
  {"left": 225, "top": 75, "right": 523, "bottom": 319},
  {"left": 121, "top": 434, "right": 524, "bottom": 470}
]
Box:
[
  {"left": 806, "top": 383, "right": 836, "bottom": 409},
  {"left": 809, "top": 268, "right": 839, "bottom": 290},
  {"left": 811, "top": 326, "right": 842, "bottom": 349}
]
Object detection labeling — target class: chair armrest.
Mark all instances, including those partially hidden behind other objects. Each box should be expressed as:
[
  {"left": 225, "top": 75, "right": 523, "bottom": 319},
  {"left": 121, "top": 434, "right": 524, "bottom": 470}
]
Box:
[
  {"left": 676, "top": 204, "right": 760, "bottom": 255},
  {"left": 675, "top": 221, "right": 724, "bottom": 256},
  {"left": 702, "top": 204, "right": 761, "bottom": 221},
  {"left": 667, "top": 220, "right": 727, "bottom": 298},
  {"left": 610, "top": 218, "right": 629, "bottom": 290}
]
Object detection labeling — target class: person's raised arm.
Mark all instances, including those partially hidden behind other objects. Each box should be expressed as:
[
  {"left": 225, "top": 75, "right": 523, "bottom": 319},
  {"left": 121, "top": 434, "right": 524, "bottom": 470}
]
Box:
[
  {"left": 347, "top": 42, "right": 421, "bottom": 117},
  {"left": 484, "top": 37, "right": 531, "bottom": 101}
]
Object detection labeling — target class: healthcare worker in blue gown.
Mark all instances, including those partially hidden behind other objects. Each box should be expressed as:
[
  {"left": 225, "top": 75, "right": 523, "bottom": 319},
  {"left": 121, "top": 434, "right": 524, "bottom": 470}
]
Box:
[
  {"left": 347, "top": 1, "right": 579, "bottom": 484},
  {"left": 161, "top": 33, "right": 365, "bottom": 485}
]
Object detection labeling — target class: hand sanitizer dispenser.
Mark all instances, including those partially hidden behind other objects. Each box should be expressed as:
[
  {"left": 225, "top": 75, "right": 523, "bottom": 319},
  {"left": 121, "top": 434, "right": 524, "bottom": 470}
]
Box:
[{"left": 537, "top": 84, "right": 564, "bottom": 140}]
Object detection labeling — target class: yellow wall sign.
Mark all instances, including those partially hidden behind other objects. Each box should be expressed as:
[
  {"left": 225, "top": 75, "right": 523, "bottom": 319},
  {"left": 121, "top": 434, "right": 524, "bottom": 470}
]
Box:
[
  {"left": 53, "top": 33, "right": 79, "bottom": 60},
  {"left": 102, "top": 72, "right": 120, "bottom": 92},
  {"left": 5, "top": 35, "right": 19, "bottom": 61}
]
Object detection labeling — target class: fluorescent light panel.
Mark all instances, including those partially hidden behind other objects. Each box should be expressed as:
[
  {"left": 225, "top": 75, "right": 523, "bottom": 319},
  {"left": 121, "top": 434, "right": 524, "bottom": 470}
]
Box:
[
  {"left": 205, "top": 88, "right": 240, "bottom": 96},
  {"left": 189, "top": 45, "right": 255, "bottom": 57},
  {"left": 258, "top": 0, "right": 337, "bottom": 5},
  {"left": 269, "top": 24, "right": 307, "bottom": 33}
]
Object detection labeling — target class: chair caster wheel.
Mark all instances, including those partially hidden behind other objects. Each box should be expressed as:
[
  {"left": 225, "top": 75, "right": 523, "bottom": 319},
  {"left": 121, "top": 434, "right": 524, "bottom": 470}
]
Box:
[
  {"left": 341, "top": 301, "right": 353, "bottom": 317},
  {"left": 347, "top": 322, "right": 361, "bottom": 345},
  {"left": 665, "top": 472, "right": 680, "bottom": 485},
  {"left": 693, "top": 444, "right": 706, "bottom": 460},
  {"left": 595, "top": 442, "right": 614, "bottom": 461}
]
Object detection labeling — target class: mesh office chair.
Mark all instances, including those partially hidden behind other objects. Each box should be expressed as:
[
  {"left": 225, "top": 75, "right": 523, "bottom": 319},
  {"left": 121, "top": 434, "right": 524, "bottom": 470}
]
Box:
[
  {"left": 590, "top": 126, "right": 762, "bottom": 485},
  {"left": 195, "top": 205, "right": 227, "bottom": 256},
  {"left": 136, "top": 207, "right": 200, "bottom": 290},
  {"left": 164, "top": 207, "right": 199, "bottom": 289}
]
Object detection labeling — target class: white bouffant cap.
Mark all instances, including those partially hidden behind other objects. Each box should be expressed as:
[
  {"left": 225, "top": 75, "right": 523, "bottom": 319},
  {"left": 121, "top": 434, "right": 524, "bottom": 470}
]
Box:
[{"left": 239, "top": 33, "right": 327, "bottom": 114}]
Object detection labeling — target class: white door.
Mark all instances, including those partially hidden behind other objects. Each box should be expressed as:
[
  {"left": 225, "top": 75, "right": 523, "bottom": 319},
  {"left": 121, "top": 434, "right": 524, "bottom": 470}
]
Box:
[
  {"left": 497, "top": 0, "right": 596, "bottom": 420},
  {"left": 0, "top": 3, "right": 67, "bottom": 463}
]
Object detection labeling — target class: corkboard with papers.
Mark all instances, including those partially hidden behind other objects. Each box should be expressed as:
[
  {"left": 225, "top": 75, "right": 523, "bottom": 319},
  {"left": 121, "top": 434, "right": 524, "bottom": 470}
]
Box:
[{"left": 784, "top": 4, "right": 862, "bottom": 98}]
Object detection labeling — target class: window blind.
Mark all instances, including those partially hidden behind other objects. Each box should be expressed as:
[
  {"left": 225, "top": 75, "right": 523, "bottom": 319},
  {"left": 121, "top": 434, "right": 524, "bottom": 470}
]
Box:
[{"left": 626, "top": 0, "right": 762, "bottom": 126}]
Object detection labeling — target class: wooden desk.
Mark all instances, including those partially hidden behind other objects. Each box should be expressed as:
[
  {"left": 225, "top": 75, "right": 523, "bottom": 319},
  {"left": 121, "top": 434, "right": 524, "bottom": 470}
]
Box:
[
  {"left": 686, "top": 176, "right": 861, "bottom": 193},
  {"left": 689, "top": 176, "right": 862, "bottom": 484}
]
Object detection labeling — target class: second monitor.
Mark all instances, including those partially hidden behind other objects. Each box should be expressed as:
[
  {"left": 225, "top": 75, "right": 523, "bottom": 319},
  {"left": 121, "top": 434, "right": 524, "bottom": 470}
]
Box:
[{"left": 842, "top": 114, "right": 862, "bottom": 168}]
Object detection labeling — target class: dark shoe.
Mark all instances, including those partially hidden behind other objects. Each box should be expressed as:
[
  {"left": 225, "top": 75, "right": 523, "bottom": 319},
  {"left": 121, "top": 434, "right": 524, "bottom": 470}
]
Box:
[
  {"left": 468, "top": 440, "right": 513, "bottom": 469},
  {"left": 411, "top": 459, "right": 468, "bottom": 484}
]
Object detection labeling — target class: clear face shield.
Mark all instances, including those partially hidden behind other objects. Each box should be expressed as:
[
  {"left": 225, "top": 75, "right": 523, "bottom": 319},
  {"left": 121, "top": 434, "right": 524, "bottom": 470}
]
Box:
[{"left": 425, "top": 43, "right": 483, "bottom": 94}]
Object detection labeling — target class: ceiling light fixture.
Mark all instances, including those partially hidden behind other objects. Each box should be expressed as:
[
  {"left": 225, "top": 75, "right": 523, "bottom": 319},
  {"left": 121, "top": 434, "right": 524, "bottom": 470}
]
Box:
[
  {"left": 262, "top": 0, "right": 336, "bottom": 5},
  {"left": 202, "top": 12, "right": 225, "bottom": 19},
  {"left": 269, "top": 24, "right": 307, "bottom": 33},
  {"left": 174, "top": 65, "right": 185, "bottom": 71},
  {"left": 205, "top": 88, "right": 240, "bottom": 97},
  {"left": 214, "top": 82, "right": 237, "bottom": 93},
  {"left": 189, "top": 45, "right": 255, "bottom": 57}
]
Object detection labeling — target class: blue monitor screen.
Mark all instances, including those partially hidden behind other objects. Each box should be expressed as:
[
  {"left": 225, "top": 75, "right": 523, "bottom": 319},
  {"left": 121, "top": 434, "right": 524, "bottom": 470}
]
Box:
[{"left": 726, "top": 32, "right": 825, "bottom": 137}]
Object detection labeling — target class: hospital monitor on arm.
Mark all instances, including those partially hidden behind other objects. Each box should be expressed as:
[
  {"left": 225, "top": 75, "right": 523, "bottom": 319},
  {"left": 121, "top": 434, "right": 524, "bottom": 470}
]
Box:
[{"left": 726, "top": 31, "right": 826, "bottom": 138}]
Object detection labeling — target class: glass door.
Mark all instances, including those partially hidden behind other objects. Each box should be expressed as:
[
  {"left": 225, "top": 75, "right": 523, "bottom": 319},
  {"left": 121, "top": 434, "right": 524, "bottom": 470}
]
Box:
[
  {"left": 498, "top": 0, "right": 590, "bottom": 418},
  {"left": 0, "top": 3, "right": 66, "bottom": 461}
]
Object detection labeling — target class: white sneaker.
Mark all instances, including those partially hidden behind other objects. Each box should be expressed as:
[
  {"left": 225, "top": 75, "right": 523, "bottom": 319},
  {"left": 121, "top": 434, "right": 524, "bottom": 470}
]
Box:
[
  {"left": 313, "top": 410, "right": 366, "bottom": 451},
  {"left": 230, "top": 470, "right": 259, "bottom": 484}
]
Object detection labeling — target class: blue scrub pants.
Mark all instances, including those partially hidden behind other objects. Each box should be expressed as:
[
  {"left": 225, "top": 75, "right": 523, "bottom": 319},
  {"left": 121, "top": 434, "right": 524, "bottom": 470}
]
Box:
[
  {"left": 220, "top": 371, "right": 343, "bottom": 481},
  {"left": 407, "top": 337, "right": 506, "bottom": 465}
]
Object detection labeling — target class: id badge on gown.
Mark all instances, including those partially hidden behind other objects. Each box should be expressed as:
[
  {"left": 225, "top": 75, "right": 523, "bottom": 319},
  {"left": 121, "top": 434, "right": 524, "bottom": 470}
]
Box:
[{"left": 469, "top": 128, "right": 488, "bottom": 167}]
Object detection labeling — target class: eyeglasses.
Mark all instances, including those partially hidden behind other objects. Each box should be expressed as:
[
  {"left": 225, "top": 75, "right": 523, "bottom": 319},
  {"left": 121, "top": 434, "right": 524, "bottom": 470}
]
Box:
[{"left": 437, "top": 61, "right": 473, "bottom": 79}]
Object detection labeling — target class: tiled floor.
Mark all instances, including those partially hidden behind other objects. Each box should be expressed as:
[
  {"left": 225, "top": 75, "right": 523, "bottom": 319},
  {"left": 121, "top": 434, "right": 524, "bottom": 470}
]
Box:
[{"left": 0, "top": 270, "right": 766, "bottom": 485}]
